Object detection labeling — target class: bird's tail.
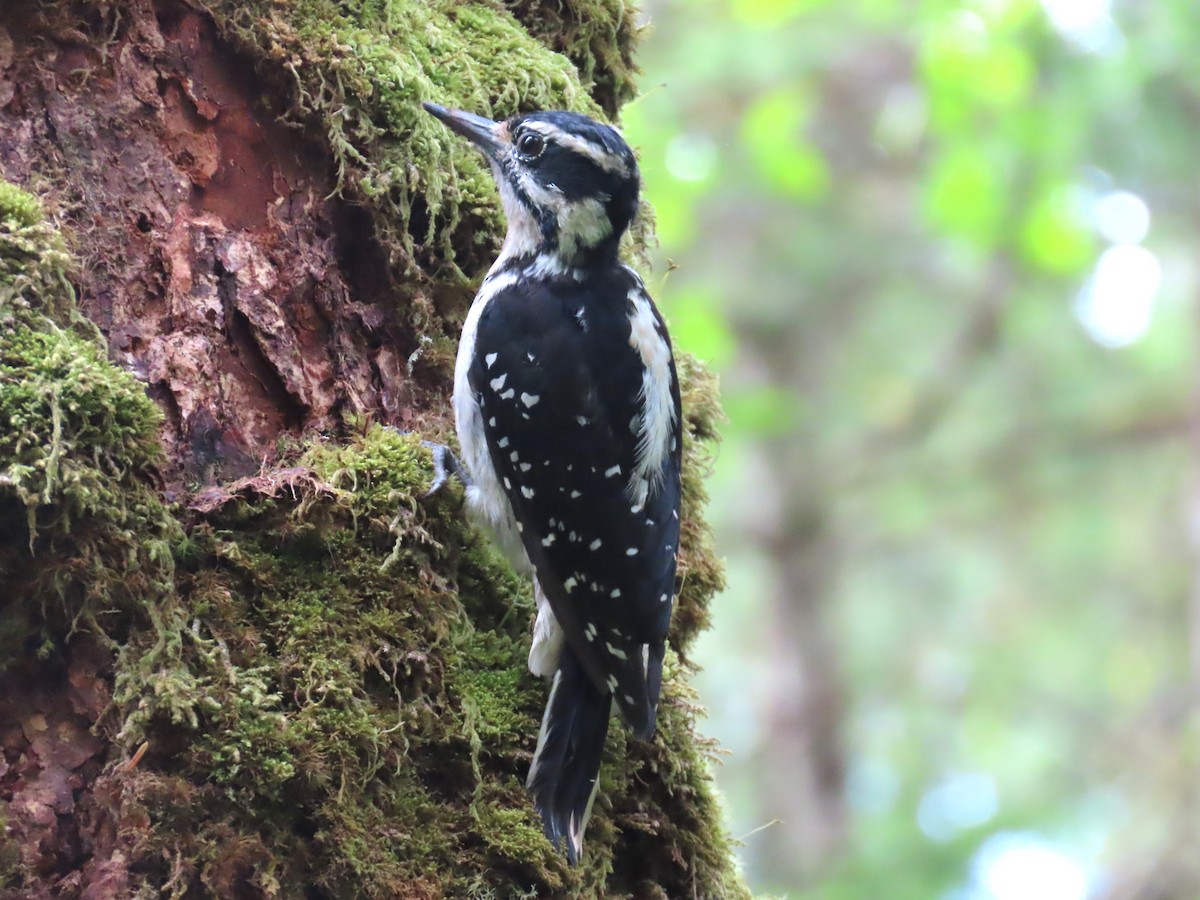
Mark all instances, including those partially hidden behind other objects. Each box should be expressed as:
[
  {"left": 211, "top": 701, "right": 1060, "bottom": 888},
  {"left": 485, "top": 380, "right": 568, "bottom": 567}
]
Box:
[{"left": 526, "top": 649, "right": 612, "bottom": 865}]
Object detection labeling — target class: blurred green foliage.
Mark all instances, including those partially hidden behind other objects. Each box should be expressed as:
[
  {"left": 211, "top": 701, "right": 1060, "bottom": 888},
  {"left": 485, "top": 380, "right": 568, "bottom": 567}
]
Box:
[{"left": 625, "top": 0, "right": 1200, "bottom": 895}]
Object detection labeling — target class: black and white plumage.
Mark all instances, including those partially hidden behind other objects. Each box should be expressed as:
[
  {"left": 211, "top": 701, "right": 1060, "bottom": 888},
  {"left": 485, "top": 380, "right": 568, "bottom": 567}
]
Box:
[{"left": 423, "top": 102, "right": 682, "bottom": 863}]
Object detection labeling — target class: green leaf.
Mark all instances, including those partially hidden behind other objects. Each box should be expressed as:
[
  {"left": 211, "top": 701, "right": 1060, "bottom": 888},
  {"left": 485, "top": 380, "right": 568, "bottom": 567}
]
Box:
[
  {"left": 920, "top": 14, "right": 1035, "bottom": 133},
  {"left": 922, "top": 145, "right": 1005, "bottom": 245},
  {"left": 740, "top": 86, "right": 831, "bottom": 201},
  {"left": 724, "top": 385, "right": 798, "bottom": 436},
  {"left": 1019, "top": 184, "right": 1095, "bottom": 275},
  {"left": 660, "top": 285, "right": 736, "bottom": 366}
]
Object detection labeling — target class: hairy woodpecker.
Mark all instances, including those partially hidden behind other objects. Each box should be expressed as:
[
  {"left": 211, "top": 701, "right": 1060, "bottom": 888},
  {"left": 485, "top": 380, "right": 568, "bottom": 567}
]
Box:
[{"left": 422, "top": 101, "right": 682, "bottom": 864}]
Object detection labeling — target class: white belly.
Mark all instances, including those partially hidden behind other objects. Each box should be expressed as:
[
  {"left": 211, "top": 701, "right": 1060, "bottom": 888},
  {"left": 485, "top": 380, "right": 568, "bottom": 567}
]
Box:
[
  {"left": 453, "top": 270, "right": 565, "bottom": 676},
  {"left": 454, "top": 270, "right": 531, "bottom": 575}
]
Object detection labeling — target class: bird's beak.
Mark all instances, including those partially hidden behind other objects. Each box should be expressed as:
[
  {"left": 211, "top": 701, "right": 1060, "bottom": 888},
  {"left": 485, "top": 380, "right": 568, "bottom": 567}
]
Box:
[{"left": 423, "top": 102, "right": 505, "bottom": 159}]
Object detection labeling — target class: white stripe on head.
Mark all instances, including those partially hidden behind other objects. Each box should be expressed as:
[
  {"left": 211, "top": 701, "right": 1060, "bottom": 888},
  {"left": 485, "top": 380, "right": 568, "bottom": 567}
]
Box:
[
  {"left": 492, "top": 170, "right": 542, "bottom": 267},
  {"left": 521, "top": 120, "right": 631, "bottom": 177},
  {"left": 511, "top": 168, "right": 613, "bottom": 262}
]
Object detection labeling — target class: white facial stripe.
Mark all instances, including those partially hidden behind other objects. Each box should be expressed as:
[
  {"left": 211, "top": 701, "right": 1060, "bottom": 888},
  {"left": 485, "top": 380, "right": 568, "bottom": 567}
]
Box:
[
  {"left": 557, "top": 197, "right": 612, "bottom": 260},
  {"left": 492, "top": 164, "right": 542, "bottom": 268},
  {"left": 518, "top": 169, "right": 567, "bottom": 212},
  {"left": 511, "top": 167, "right": 613, "bottom": 262},
  {"left": 490, "top": 120, "right": 632, "bottom": 267},
  {"left": 521, "top": 121, "right": 630, "bottom": 177}
]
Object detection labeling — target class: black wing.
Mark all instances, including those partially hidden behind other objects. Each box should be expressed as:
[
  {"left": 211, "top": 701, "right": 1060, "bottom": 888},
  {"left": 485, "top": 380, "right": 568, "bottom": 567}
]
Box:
[{"left": 469, "top": 268, "right": 681, "bottom": 734}]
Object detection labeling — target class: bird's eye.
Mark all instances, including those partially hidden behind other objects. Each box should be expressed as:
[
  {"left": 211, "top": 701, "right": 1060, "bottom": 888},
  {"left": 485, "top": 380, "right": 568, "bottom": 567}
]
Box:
[{"left": 517, "top": 132, "right": 546, "bottom": 158}]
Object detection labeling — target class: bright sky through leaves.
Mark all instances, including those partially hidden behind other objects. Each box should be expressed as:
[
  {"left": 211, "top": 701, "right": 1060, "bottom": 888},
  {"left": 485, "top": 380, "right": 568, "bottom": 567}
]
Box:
[
  {"left": 1040, "top": 0, "right": 1122, "bottom": 52},
  {"left": 917, "top": 773, "right": 999, "bottom": 843},
  {"left": 1074, "top": 245, "right": 1161, "bottom": 347},
  {"left": 1074, "top": 190, "right": 1159, "bottom": 348},
  {"left": 971, "top": 833, "right": 1092, "bottom": 900},
  {"left": 1092, "top": 190, "right": 1150, "bottom": 245},
  {"left": 630, "top": 0, "right": 1200, "bottom": 893}
]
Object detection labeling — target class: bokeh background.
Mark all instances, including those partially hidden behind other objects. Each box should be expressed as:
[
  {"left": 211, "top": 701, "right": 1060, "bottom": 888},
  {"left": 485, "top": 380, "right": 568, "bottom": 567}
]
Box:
[{"left": 621, "top": 0, "right": 1200, "bottom": 896}]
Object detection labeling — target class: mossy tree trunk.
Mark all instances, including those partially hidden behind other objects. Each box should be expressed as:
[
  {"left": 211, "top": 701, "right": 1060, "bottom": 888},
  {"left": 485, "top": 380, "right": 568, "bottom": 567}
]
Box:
[{"left": 0, "top": 1, "right": 746, "bottom": 898}]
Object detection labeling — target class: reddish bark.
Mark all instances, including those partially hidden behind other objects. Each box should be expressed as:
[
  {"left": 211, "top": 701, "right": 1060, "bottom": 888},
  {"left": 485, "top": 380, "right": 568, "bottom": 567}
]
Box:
[{"left": 0, "top": 1, "right": 447, "bottom": 481}]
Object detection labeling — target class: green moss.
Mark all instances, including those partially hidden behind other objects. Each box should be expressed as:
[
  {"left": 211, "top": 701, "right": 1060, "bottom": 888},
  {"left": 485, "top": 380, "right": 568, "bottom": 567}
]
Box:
[
  {"left": 0, "top": 179, "right": 179, "bottom": 667},
  {"left": 0, "top": 181, "right": 42, "bottom": 229},
  {"left": 672, "top": 353, "right": 729, "bottom": 653},
  {"left": 453, "top": 632, "right": 533, "bottom": 744},
  {"left": 0, "top": 804, "right": 21, "bottom": 889},
  {"left": 638, "top": 655, "right": 748, "bottom": 899},
  {"left": 103, "top": 428, "right": 552, "bottom": 896},
  {"left": 203, "top": 0, "right": 618, "bottom": 279},
  {"left": 507, "top": 0, "right": 642, "bottom": 117},
  {"left": 0, "top": 182, "right": 71, "bottom": 315},
  {"left": 88, "top": 424, "right": 740, "bottom": 897}
]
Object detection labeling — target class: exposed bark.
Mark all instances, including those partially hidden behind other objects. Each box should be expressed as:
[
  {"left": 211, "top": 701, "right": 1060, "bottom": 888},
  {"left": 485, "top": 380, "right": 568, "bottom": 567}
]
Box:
[{"left": 0, "top": 1, "right": 431, "bottom": 481}]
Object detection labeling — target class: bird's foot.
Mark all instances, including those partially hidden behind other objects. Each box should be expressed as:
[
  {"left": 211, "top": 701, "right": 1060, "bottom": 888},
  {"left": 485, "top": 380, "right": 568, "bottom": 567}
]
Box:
[{"left": 422, "top": 441, "right": 472, "bottom": 497}]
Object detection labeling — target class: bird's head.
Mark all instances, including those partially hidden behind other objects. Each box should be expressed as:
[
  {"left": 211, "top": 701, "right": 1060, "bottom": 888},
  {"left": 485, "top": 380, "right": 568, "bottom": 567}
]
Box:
[{"left": 423, "top": 103, "right": 639, "bottom": 270}]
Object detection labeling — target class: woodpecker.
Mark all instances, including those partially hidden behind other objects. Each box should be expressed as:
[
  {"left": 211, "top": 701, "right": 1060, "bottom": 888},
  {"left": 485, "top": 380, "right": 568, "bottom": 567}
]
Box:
[{"left": 422, "top": 101, "right": 682, "bottom": 864}]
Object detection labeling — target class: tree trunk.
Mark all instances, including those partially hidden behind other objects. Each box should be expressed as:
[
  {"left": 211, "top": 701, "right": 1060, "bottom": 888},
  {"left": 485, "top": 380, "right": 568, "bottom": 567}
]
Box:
[{"left": 0, "top": 1, "right": 745, "bottom": 897}]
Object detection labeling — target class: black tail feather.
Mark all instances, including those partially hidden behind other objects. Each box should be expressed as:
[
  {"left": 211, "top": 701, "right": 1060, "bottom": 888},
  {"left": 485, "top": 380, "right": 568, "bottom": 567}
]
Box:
[{"left": 527, "top": 650, "right": 612, "bottom": 865}]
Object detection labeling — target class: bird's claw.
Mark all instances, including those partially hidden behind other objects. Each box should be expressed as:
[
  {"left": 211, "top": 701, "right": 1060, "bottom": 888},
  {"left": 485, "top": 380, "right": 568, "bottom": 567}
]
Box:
[{"left": 422, "top": 441, "right": 471, "bottom": 497}]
